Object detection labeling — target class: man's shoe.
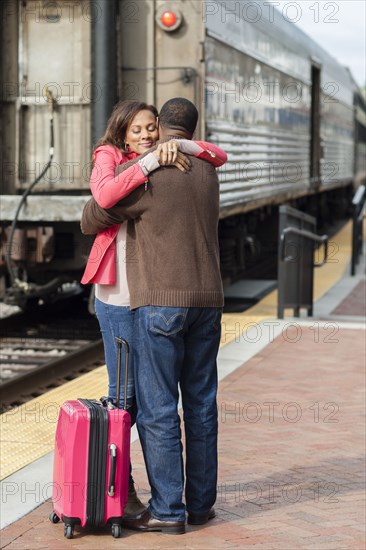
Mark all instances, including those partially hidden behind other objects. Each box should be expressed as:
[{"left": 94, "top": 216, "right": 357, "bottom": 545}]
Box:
[
  {"left": 187, "top": 507, "right": 216, "bottom": 525},
  {"left": 122, "top": 481, "right": 147, "bottom": 518},
  {"left": 121, "top": 509, "right": 186, "bottom": 534}
]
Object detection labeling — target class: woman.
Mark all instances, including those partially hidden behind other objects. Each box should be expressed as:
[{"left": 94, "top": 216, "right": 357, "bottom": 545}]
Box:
[{"left": 81, "top": 99, "right": 227, "bottom": 516}]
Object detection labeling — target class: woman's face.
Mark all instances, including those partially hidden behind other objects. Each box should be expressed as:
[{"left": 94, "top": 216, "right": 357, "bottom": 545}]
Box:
[{"left": 125, "top": 109, "right": 159, "bottom": 154}]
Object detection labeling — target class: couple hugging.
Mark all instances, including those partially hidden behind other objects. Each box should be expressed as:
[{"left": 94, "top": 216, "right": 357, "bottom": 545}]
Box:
[{"left": 81, "top": 97, "right": 227, "bottom": 534}]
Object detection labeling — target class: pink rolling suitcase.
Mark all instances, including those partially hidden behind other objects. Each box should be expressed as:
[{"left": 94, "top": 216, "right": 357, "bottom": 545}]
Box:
[{"left": 50, "top": 337, "right": 131, "bottom": 539}]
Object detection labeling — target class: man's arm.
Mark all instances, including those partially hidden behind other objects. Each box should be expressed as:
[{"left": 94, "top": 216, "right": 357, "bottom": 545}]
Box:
[
  {"left": 80, "top": 199, "right": 124, "bottom": 235},
  {"left": 81, "top": 183, "right": 147, "bottom": 235}
]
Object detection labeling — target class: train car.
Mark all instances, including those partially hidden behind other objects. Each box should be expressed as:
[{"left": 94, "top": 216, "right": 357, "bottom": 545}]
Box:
[{"left": 1, "top": 0, "right": 365, "bottom": 308}]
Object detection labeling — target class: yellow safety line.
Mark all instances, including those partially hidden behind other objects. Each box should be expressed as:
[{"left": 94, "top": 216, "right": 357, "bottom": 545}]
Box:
[
  {"left": 0, "top": 368, "right": 108, "bottom": 480},
  {"left": 0, "top": 221, "right": 355, "bottom": 480}
]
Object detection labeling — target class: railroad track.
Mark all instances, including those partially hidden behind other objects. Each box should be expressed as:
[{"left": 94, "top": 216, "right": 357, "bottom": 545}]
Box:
[{"left": 0, "top": 307, "right": 106, "bottom": 412}]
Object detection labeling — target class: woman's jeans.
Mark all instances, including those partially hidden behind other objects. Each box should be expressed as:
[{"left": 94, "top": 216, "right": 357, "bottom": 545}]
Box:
[
  {"left": 95, "top": 299, "right": 136, "bottom": 416},
  {"left": 95, "top": 299, "right": 137, "bottom": 484}
]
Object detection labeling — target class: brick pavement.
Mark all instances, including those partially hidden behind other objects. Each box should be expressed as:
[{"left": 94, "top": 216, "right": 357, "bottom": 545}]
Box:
[
  {"left": 331, "top": 280, "right": 365, "bottom": 316},
  {"left": 1, "top": 323, "right": 364, "bottom": 550}
]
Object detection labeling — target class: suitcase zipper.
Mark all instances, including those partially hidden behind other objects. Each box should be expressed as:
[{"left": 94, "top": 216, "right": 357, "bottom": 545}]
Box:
[{"left": 79, "top": 399, "right": 108, "bottom": 528}]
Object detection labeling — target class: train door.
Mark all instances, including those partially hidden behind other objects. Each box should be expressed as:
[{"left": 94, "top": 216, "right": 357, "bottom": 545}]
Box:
[
  {"left": 16, "top": 0, "right": 91, "bottom": 191},
  {"left": 310, "top": 62, "right": 322, "bottom": 188}
]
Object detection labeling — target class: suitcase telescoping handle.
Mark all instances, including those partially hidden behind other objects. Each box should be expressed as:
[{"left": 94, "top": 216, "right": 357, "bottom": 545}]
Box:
[
  {"left": 108, "top": 337, "right": 130, "bottom": 497},
  {"left": 115, "top": 336, "right": 129, "bottom": 411}
]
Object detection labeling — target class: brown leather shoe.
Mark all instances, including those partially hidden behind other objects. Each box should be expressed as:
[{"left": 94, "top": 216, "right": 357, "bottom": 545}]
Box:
[
  {"left": 122, "top": 481, "right": 147, "bottom": 518},
  {"left": 121, "top": 509, "right": 185, "bottom": 534},
  {"left": 187, "top": 507, "right": 216, "bottom": 525}
]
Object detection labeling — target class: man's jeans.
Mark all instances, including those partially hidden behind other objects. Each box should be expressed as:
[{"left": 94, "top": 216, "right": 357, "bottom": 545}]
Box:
[
  {"left": 94, "top": 298, "right": 136, "bottom": 418},
  {"left": 135, "top": 306, "right": 222, "bottom": 522}
]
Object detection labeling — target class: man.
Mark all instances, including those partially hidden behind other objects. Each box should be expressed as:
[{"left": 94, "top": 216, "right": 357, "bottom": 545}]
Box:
[{"left": 81, "top": 98, "right": 225, "bottom": 535}]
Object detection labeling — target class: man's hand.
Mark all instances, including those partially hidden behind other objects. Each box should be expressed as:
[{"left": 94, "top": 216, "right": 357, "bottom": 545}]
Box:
[{"left": 171, "top": 151, "right": 191, "bottom": 173}]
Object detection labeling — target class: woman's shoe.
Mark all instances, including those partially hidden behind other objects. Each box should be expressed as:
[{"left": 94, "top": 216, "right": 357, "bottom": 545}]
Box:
[
  {"left": 122, "top": 481, "right": 147, "bottom": 517},
  {"left": 121, "top": 509, "right": 185, "bottom": 534}
]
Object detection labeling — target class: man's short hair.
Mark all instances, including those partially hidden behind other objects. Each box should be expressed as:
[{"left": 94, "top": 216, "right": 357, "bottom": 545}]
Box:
[{"left": 159, "top": 98, "right": 198, "bottom": 136}]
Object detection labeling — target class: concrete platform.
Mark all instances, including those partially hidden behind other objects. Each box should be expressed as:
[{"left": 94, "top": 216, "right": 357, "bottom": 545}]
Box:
[
  {"left": 1, "top": 320, "right": 364, "bottom": 549},
  {"left": 1, "top": 221, "right": 365, "bottom": 548}
]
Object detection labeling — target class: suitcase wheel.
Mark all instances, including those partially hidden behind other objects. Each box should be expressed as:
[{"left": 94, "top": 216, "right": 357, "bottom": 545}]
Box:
[
  {"left": 49, "top": 512, "right": 60, "bottom": 524},
  {"left": 111, "top": 524, "right": 122, "bottom": 538},
  {"left": 64, "top": 524, "right": 74, "bottom": 539}
]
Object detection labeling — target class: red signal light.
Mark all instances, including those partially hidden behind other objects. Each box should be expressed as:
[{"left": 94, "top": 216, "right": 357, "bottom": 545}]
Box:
[
  {"left": 161, "top": 11, "right": 177, "bottom": 28},
  {"left": 156, "top": 6, "right": 183, "bottom": 32}
]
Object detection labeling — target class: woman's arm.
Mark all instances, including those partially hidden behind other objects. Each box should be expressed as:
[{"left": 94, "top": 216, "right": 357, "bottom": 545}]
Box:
[
  {"left": 90, "top": 146, "right": 150, "bottom": 208},
  {"left": 91, "top": 140, "right": 227, "bottom": 209},
  {"left": 90, "top": 143, "right": 190, "bottom": 208},
  {"left": 180, "top": 140, "right": 227, "bottom": 167},
  {"left": 155, "top": 140, "right": 227, "bottom": 168}
]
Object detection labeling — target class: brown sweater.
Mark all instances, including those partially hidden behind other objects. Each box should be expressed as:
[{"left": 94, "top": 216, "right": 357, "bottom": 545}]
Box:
[{"left": 81, "top": 140, "right": 224, "bottom": 309}]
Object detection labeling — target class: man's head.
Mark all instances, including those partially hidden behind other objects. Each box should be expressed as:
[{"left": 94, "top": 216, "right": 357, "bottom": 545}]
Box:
[{"left": 158, "top": 98, "right": 198, "bottom": 139}]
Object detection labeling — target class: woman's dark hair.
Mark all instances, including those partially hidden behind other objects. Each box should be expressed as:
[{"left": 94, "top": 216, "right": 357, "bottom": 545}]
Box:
[{"left": 96, "top": 100, "right": 158, "bottom": 152}]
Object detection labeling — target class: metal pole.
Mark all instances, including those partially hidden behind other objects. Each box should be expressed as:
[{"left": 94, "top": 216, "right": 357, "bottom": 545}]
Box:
[{"left": 91, "top": 0, "right": 118, "bottom": 148}]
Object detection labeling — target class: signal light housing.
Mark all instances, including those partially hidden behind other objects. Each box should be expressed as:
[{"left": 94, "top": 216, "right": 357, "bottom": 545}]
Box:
[{"left": 156, "top": 6, "right": 183, "bottom": 32}]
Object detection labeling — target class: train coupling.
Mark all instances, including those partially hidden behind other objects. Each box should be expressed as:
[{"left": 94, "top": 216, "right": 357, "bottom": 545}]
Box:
[{"left": 3, "top": 278, "right": 83, "bottom": 310}]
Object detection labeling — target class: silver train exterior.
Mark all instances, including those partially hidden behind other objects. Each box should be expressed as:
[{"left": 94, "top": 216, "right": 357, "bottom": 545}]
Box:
[{"left": 1, "top": 0, "right": 365, "bottom": 301}]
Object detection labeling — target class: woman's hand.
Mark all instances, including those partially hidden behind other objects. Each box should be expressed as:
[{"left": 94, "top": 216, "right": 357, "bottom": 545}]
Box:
[
  {"left": 156, "top": 140, "right": 179, "bottom": 164},
  {"left": 153, "top": 141, "right": 191, "bottom": 172}
]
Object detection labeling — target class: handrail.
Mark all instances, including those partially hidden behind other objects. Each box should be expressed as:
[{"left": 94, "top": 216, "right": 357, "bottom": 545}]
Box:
[
  {"left": 352, "top": 184, "right": 365, "bottom": 206},
  {"left": 280, "top": 227, "right": 328, "bottom": 266},
  {"left": 351, "top": 184, "right": 366, "bottom": 276}
]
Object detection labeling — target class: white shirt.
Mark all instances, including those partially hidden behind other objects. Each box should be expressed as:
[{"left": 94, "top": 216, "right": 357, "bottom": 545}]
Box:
[{"left": 95, "top": 222, "right": 130, "bottom": 306}]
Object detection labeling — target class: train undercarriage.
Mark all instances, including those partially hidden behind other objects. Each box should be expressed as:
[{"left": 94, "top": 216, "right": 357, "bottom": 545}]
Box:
[{"left": 0, "top": 184, "right": 354, "bottom": 312}]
